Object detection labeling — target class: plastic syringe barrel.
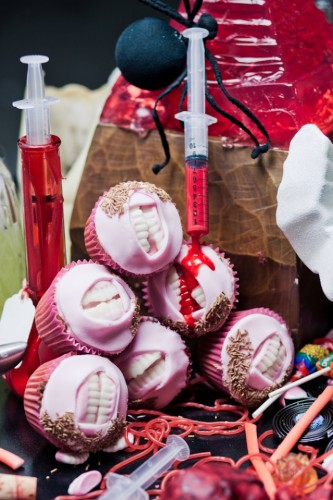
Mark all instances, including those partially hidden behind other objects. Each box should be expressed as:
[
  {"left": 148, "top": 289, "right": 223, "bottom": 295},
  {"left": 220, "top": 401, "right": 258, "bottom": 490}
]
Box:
[
  {"left": 100, "top": 435, "right": 190, "bottom": 499},
  {"left": 176, "top": 28, "right": 216, "bottom": 159}
]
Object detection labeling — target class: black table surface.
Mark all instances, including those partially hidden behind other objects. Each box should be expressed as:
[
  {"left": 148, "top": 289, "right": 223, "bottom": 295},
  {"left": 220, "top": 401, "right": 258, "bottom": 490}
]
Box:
[{"left": 0, "top": 376, "right": 284, "bottom": 500}]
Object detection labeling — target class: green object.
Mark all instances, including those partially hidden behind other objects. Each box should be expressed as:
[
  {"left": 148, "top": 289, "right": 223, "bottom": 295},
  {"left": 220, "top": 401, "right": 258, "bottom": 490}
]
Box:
[{"left": 0, "top": 161, "right": 25, "bottom": 315}]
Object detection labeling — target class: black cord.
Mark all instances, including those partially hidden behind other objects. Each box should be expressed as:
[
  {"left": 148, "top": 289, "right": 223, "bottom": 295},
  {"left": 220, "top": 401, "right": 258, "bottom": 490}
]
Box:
[{"left": 152, "top": 69, "right": 187, "bottom": 174}]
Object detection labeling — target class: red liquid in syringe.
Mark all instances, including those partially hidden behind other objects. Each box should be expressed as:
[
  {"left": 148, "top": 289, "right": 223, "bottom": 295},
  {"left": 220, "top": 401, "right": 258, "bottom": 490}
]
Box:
[{"left": 185, "top": 155, "right": 209, "bottom": 238}]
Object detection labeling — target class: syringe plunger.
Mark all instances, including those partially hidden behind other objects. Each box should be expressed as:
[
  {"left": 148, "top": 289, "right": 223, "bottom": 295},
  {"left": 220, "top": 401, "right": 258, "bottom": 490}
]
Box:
[{"left": 13, "top": 55, "right": 58, "bottom": 145}]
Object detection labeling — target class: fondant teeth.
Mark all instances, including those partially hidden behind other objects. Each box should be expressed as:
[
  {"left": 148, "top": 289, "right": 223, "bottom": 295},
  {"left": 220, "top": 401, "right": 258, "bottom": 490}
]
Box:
[
  {"left": 191, "top": 285, "right": 206, "bottom": 308},
  {"left": 129, "top": 206, "right": 165, "bottom": 253},
  {"left": 166, "top": 267, "right": 181, "bottom": 309},
  {"left": 128, "top": 358, "right": 166, "bottom": 396},
  {"left": 122, "top": 352, "right": 161, "bottom": 380},
  {"left": 80, "top": 372, "right": 115, "bottom": 426},
  {"left": 256, "top": 335, "right": 287, "bottom": 381},
  {"left": 82, "top": 281, "right": 125, "bottom": 320}
]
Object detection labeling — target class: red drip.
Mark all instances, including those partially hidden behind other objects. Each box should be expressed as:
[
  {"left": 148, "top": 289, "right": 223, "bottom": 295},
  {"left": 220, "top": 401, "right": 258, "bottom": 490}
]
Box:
[{"left": 177, "top": 241, "right": 215, "bottom": 326}]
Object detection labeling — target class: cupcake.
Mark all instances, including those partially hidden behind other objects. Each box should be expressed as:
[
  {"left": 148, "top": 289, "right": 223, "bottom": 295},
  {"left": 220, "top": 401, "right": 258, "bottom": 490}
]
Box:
[
  {"left": 112, "top": 316, "right": 191, "bottom": 409},
  {"left": 24, "top": 354, "right": 128, "bottom": 464},
  {"left": 144, "top": 241, "right": 238, "bottom": 337},
  {"left": 35, "top": 260, "right": 139, "bottom": 356},
  {"left": 198, "top": 308, "right": 294, "bottom": 407},
  {"left": 84, "top": 181, "right": 183, "bottom": 276}
]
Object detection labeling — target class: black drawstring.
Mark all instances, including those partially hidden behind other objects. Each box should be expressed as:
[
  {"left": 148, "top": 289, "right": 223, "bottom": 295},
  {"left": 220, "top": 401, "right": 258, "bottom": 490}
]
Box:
[
  {"left": 137, "top": 0, "right": 271, "bottom": 171},
  {"left": 152, "top": 69, "right": 187, "bottom": 174}
]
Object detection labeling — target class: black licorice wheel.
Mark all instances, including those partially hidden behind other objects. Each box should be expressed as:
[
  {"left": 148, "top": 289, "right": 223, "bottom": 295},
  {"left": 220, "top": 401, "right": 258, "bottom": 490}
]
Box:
[{"left": 272, "top": 398, "right": 333, "bottom": 447}]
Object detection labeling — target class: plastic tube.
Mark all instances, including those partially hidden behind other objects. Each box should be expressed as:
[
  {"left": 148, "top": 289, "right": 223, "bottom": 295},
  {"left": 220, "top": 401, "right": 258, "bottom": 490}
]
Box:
[
  {"left": 98, "top": 435, "right": 190, "bottom": 499},
  {"left": 176, "top": 28, "right": 216, "bottom": 239}
]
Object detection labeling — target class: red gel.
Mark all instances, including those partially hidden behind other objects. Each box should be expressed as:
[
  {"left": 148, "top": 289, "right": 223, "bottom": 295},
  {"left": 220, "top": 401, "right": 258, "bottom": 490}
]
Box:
[
  {"left": 178, "top": 241, "right": 215, "bottom": 326},
  {"left": 185, "top": 156, "right": 209, "bottom": 238},
  {"left": 4, "top": 135, "right": 65, "bottom": 396}
]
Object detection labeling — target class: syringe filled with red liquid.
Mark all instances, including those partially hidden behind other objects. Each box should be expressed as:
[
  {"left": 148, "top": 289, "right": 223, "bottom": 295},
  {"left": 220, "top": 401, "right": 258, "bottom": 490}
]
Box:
[
  {"left": 4, "top": 56, "right": 65, "bottom": 396},
  {"left": 176, "top": 28, "right": 216, "bottom": 242}
]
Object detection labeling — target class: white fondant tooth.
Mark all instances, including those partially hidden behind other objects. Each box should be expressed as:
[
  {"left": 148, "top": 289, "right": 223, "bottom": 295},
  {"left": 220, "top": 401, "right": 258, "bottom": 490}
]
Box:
[
  {"left": 86, "top": 405, "right": 98, "bottom": 414},
  {"left": 191, "top": 286, "right": 206, "bottom": 308},
  {"left": 85, "top": 414, "right": 96, "bottom": 423},
  {"left": 96, "top": 414, "right": 109, "bottom": 425},
  {"left": 265, "top": 352, "right": 276, "bottom": 364}
]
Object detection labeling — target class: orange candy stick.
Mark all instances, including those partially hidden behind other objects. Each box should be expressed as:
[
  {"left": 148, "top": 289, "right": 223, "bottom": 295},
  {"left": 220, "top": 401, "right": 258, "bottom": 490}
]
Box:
[
  {"left": 244, "top": 423, "right": 277, "bottom": 500},
  {"left": 269, "top": 385, "right": 333, "bottom": 469},
  {"left": 0, "top": 448, "right": 24, "bottom": 470}
]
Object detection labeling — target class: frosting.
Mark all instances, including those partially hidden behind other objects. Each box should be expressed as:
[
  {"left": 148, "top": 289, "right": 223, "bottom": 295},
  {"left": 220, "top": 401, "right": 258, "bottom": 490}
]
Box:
[
  {"left": 221, "top": 313, "right": 294, "bottom": 391},
  {"left": 40, "top": 355, "right": 128, "bottom": 437},
  {"left": 94, "top": 188, "right": 183, "bottom": 275},
  {"left": 55, "top": 262, "right": 137, "bottom": 352},
  {"left": 147, "top": 243, "right": 236, "bottom": 324},
  {"left": 113, "top": 317, "right": 190, "bottom": 408}
]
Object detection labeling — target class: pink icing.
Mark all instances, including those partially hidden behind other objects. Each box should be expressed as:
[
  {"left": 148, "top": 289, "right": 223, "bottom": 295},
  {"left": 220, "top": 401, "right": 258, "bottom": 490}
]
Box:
[
  {"left": 93, "top": 188, "right": 183, "bottom": 275},
  {"left": 41, "top": 355, "right": 128, "bottom": 437},
  {"left": 113, "top": 317, "right": 190, "bottom": 408},
  {"left": 221, "top": 313, "right": 294, "bottom": 391},
  {"left": 147, "top": 244, "right": 236, "bottom": 323},
  {"left": 55, "top": 262, "right": 137, "bottom": 353}
]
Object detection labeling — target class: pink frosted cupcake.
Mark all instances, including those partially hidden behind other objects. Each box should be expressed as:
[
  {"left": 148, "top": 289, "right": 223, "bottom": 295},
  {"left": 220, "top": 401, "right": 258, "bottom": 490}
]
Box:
[
  {"left": 198, "top": 308, "right": 295, "bottom": 407},
  {"left": 112, "top": 316, "right": 191, "bottom": 409},
  {"left": 24, "top": 354, "right": 128, "bottom": 464},
  {"left": 35, "top": 260, "right": 140, "bottom": 356},
  {"left": 84, "top": 181, "right": 183, "bottom": 276},
  {"left": 144, "top": 241, "right": 238, "bottom": 337}
]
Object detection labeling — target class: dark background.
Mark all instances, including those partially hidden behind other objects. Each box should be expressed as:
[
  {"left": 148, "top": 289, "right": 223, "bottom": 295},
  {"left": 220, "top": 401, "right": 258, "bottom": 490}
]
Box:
[{"left": 0, "top": 0, "right": 179, "bottom": 181}]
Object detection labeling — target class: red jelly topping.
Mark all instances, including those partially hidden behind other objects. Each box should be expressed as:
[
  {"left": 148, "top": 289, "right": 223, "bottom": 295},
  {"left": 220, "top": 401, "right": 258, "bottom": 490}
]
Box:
[
  {"left": 101, "top": 0, "right": 333, "bottom": 149},
  {"left": 177, "top": 240, "right": 215, "bottom": 326}
]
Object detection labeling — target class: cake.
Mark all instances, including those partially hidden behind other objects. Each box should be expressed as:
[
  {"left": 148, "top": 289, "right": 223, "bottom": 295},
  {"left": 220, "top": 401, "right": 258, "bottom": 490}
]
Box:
[
  {"left": 198, "top": 308, "right": 294, "bottom": 407},
  {"left": 24, "top": 354, "right": 128, "bottom": 464},
  {"left": 84, "top": 181, "right": 183, "bottom": 276},
  {"left": 112, "top": 316, "right": 191, "bottom": 409},
  {"left": 144, "top": 241, "right": 238, "bottom": 337},
  {"left": 35, "top": 260, "right": 139, "bottom": 356}
]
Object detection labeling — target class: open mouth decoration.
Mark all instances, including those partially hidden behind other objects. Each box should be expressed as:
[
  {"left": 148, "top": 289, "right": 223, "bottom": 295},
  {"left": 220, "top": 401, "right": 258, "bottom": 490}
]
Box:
[
  {"left": 120, "top": 351, "right": 165, "bottom": 398},
  {"left": 81, "top": 280, "right": 126, "bottom": 321},
  {"left": 249, "top": 334, "right": 287, "bottom": 386},
  {"left": 129, "top": 204, "right": 164, "bottom": 255},
  {"left": 78, "top": 371, "right": 116, "bottom": 426}
]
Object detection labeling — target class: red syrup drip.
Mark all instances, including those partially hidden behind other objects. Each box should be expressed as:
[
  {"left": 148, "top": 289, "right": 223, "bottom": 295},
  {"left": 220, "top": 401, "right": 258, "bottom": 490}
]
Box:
[
  {"left": 3, "top": 135, "right": 65, "bottom": 397},
  {"left": 177, "top": 238, "right": 215, "bottom": 326}
]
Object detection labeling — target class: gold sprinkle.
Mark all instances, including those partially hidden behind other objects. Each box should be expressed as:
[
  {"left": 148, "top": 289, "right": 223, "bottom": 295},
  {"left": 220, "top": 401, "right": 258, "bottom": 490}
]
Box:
[
  {"left": 85, "top": 464, "right": 91, "bottom": 471},
  {"left": 50, "top": 468, "right": 57, "bottom": 474},
  {"left": 46, "top": 476, "right": 50, "bottom": 480}
]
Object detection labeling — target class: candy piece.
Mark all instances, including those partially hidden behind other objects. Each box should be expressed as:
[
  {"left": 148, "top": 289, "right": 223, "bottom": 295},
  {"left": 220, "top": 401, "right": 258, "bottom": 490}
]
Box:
[
  {"left": 68, "top": 470, "right": 102, "bottom": 495},
  {"left": 112, "top": 316, "right": 190, "bottom": 409},
  {"left": 24, "top": 354, "right": 128, "bottom": 462},
  {"left": 291, "top": 343, "right": 330, "bottom": 382},
  {"left": 198, "top": 308, "right": 294, "bottom": 407},
  {"left": 275, "top": 453, "right": 318, "bottom": 494},
  {"left": 35, "top": 260, "right": 139, "bottom": 356},
  {"left": 84, "top": 181, "right": 183, "bottom": 276},
  {"left": 144, "top": 242, "right": 237, "bottom": 337},
  {"left": 0, "top": 473, "right": 37, "bottom": 499},
  {"left": 0, "top": 447, "right": 24, "bottom": 470}
]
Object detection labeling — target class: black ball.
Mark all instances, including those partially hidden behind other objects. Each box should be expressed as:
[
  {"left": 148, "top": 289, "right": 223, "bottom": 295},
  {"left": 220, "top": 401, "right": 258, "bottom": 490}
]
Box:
[{"left": 115, "top": 17, "right": 187, "bottom": 91}]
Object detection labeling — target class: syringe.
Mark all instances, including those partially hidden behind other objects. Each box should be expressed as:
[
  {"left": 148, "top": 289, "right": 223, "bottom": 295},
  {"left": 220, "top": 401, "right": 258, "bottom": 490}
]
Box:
[
  {"left": 176, "top": 28, "right": 216, "bottom": 240},
  {"left": 98, "top": 435, "right": 190, "bottom": 499},
  {"left": 5, "top": 56, "right": 65, "bottom": 396}
]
